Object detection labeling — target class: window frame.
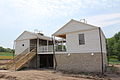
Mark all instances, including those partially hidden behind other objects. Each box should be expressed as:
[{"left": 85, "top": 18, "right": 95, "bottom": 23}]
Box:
[{"left": 78, "top": 34, "right": 85, "bottom": 45}]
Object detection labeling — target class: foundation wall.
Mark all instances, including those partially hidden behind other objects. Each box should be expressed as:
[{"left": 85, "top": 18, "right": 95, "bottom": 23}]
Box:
[{"left": 54, "top": 53, "right": 107, "bottom": 73}]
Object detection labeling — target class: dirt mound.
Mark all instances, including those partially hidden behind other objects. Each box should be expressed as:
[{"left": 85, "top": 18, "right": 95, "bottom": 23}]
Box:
[{"left": 0, "top": 74, "right": 17, "bottom": 80}]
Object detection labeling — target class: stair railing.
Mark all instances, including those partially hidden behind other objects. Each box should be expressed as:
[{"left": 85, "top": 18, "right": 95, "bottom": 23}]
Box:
[
  {"left": 14, "top": 48, "right": 36, "bottom": 70},
  {"left": 6, "top": 48, "right": 30, "bottom": 69}
]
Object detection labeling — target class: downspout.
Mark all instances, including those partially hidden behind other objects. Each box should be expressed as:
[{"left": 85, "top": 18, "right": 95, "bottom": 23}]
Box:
[
  {"left": 52, "top": 36, "right": 57, "bottom": 70},
  {"left": 98, "top": 27, "right": 104, "bottom": 74}
]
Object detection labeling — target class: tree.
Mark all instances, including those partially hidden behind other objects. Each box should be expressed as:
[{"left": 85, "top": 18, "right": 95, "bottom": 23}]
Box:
[
  {"left": 107, "top": 31, "right": 120, "bottom": 61},
  {"left": 0, "top": 46, "right": 13, "bottom": 53},
  {"left": 0, "top": 46, "right": 6, "bottom": 52}
]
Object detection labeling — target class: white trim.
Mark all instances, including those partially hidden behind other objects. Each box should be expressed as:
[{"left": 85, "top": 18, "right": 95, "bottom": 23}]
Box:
[{"left": 38, "top": 52, "right": 53, "bottom": 54}]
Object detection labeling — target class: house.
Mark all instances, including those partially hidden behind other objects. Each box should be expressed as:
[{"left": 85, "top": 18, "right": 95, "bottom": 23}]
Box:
[
  {"left": 52, "top": 19, "right": 107, "bottom": 73},
  {"left": 13, "top": 31, "right": 54, "bottom": 69},
  {"left": 8, "top": 19, "right": 107, "bottom": 73}
]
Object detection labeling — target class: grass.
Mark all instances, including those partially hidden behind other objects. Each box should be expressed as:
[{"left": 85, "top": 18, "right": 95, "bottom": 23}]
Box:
[
  {"left": 0, "top": 52, "right": 13, "bottom": 59},
  {"left": 109, "top": 57, "right": 120, "bottom": 65}
]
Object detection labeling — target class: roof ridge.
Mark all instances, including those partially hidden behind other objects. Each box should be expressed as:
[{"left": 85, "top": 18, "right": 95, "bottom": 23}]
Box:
[{"left": 71, "top": 19, "right": 98, "bottom": 28}]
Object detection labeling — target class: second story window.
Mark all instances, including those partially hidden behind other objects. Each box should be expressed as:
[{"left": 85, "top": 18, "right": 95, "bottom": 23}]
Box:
[{"left": 79, "top": 34, "right": 85, "bottom": 45}]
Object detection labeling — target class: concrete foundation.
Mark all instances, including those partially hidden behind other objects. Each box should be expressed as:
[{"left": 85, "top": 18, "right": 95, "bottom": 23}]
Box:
[{"left": 54, "top": 53, "right": 107, "bottom": 73}]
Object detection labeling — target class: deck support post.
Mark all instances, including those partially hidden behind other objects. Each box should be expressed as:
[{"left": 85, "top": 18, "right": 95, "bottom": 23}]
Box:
[
  {"left": 36, "top": 38, "right": 39, "bottom": 68},
  {"left": 47, "top": 40, "right": 49, "bottom": 52}
]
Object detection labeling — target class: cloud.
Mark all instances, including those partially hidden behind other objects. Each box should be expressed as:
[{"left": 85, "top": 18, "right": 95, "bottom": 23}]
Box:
[
  {"left": 0, "top": 0, "right": 120, "bottom": 28},
  {"left": 0, "top": 0, "right": 120, "bottom": 48},
  {"left": 2, "top": 0, "right": 119, "bottom": 17},
  {"left": 86, "top": 13, "right": 120, "bottom": 27}
]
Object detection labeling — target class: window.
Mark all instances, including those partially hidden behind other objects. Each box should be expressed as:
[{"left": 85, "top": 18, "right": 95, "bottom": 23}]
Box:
[
  {"left": 79, "top": 34, "right": 85, "bottom": 45},
  {"left": 22, "top": 44, "right": 24, "bottom": 46}
]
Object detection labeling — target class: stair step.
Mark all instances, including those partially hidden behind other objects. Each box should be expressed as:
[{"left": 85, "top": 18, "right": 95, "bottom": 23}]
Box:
[{"left": 6, "top": 48, "right": 36, "bottom": 71}]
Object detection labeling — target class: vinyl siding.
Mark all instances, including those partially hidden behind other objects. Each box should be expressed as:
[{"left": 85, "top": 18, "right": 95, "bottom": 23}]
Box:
[
  {"left": 15, "top": 40, "right": 29, "bottom": 55},
  {"left": 66, "top": 28, "right": 101, "bottom": 53}
]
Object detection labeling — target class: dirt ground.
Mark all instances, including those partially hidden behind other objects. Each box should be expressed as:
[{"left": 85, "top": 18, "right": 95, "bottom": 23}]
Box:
[
  {"left": 0, "top": 68, "right": 119, "bottom": 80},
  {"left": 0, "top": 65, "right": 119, "bottom": 80}
]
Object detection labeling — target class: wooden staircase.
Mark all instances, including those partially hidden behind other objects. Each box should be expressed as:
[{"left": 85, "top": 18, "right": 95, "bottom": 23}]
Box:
[{"left": 6, "top": 48, "right": 36, "bottom": 71}]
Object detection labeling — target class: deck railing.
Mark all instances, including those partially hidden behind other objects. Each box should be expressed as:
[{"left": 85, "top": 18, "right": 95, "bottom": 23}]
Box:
[
  {"left": 39, "top": 45, "right": 53, "bottom": 52},
  {"left": 38, "top": 45, "right": 66, "bottom": 53}
]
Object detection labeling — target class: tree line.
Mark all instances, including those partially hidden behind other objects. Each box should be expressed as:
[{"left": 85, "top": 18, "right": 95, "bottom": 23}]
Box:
[
  {"left": 0, "top": 46, "right": 13, "bottom": 53},
  {"left": 107, "top": 31, "right": 120, "bottom": 61}
]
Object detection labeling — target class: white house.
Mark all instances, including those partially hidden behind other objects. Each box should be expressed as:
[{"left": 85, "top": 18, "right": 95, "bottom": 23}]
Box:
[
  {"left": 52, "top": 19, "right": 107, "bottom": 73},
  {"left": 12, "top": 19, "right": 107, "bottom": 73},
  {"left": 14, "top": 31, "right": 54, "bottom": 69},
  {"left": 15, "top": 31, "right": 53, "bottom": 55}
]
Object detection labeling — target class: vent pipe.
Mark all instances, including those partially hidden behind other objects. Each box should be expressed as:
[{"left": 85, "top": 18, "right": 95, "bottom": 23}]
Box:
[{"left": 80, "top": 19, "right": 87, "bottom": 23}]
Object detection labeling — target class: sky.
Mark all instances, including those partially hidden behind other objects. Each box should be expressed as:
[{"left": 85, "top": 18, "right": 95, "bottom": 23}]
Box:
[{"left": 0, "top": 0, "right": 120, "bottom": 48}]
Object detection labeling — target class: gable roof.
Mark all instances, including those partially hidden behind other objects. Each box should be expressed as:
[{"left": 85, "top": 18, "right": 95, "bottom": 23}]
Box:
[
  {"left": 52, "top": 19, "right": 98, "bottom": 36},
  {"left": 15, "top": 31, "right": 52, "bottom": 41},
  {"left": 15, "top": 31, "right": 36, "bottom": 41}
]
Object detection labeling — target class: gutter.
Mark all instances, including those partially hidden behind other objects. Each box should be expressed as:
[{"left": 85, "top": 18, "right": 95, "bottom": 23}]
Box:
[{"left": 98, "top": 27, "right": 104, "bottom": 74}]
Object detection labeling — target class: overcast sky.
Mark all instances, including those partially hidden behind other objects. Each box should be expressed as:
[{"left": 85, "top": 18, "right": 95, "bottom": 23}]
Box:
[{"left": 0, "top": 0, "right": 120, "bottom": 48}]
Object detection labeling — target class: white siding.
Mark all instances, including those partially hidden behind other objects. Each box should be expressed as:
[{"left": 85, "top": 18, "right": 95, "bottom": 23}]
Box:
[
  {"left": 66, "top": 28, "right": 101, "bottom": 53},
  {"left": 15, "top": 40, "right": 29, "bottom": 55},
  {"left": 16, "top": 31, "right": 37, "bottom": 41},
  {"left": 54, "top": 20, "right": 96, "bottom": 36}
]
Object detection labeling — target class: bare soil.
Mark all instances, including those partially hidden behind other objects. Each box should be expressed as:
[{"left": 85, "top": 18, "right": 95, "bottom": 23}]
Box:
[{"left": 0, "top": 65, "right": 119, "bottom": 80}]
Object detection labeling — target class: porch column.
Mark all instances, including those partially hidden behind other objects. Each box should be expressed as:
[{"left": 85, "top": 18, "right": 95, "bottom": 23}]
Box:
[
  {"left": 56, "top": 41, "right": 58, "bottom": 51},
  {"left": 53, "top": 36, "right": 56, "bottom": 52},
  {"left": 28, "top": 40, "right": 30, "bottom": 53},
  {"left": 62, "top": 38, "right": 64, "bottom": 51},
  {"left": 47, "top": 40, "right": 49, "bottom": 52},
  {"left": 52, "top": 36, "right": 57, "bottom": 69},
  {"left": 37, "top": 38, "right": 39, "bottom": 53}
]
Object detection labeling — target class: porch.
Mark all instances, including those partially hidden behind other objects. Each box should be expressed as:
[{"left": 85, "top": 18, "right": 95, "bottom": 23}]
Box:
[{"left": 30, "top": 38, "right": 66, "bottom": 54}]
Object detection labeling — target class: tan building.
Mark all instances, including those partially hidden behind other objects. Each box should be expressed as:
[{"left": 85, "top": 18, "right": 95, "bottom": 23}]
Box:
[{"left": 9, "top": 19, "right": 107, "bottom": 73}]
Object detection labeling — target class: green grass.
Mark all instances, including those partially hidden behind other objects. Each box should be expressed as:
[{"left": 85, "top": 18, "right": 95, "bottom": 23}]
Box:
[
  {"left": 0, "top": 52, "right": 13, "bottom": 56},
  {"left": 109, "top": 57, "right": 120, "bottom": 64},
  {"left": 0, "top": 52, "right": 13, "bottom": 59}
]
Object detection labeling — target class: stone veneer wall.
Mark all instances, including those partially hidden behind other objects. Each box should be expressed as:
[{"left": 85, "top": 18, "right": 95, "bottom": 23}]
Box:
[{"left": 54, "top": 53, "right": 107, "bottom": 73}]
